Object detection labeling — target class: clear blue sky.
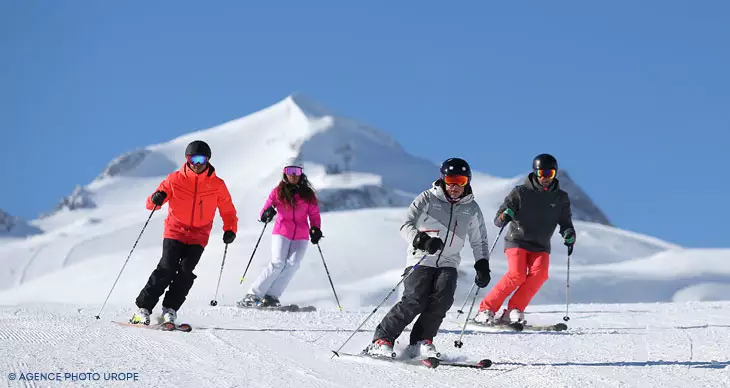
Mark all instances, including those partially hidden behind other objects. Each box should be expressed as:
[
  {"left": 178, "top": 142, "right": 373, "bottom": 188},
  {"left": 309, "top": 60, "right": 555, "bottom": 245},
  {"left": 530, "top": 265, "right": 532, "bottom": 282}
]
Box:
[{"left": 2, "top": 1, "right": 728, "bottom": 248}]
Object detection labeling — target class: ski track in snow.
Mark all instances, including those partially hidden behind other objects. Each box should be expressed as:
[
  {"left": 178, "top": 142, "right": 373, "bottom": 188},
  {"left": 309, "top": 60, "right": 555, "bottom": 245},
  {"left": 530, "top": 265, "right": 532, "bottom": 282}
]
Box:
[{"left": 1, "top": 303, "right": 730, "bottom": 387}]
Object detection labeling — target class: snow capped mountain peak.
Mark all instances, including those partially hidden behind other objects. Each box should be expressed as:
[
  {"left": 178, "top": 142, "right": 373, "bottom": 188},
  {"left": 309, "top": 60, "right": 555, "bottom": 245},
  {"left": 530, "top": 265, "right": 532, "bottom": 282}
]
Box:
[
  {"left": 33, "top": 93, "right": 611, "bottom": 229},
  {"left": 287, "top": 92, "right": 335, "bottom": 119},
  {"left": 557, "top": 169, "right": 612, "bottom": 226}
]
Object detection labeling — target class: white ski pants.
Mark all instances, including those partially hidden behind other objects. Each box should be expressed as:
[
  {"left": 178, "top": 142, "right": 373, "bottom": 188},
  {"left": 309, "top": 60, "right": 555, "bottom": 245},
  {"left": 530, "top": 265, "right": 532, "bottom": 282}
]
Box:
[{"left": 249, "top": 234, "right": 309, "bottom": 299}]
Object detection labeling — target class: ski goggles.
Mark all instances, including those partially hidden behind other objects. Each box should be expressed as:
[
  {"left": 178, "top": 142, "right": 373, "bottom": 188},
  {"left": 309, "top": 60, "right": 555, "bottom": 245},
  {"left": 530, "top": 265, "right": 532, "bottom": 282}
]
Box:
[
  {"left": 187, "top": 155, "right": 208, "bottom": 165},
  {"left": 535, "top": 168, "right": 557, "bottom": 179},
  {"left": 283, "top": 166, "right": 303, "bottom": 176},
  {"left": 443, "top": 174, "right": 469, "bottom": 187}
]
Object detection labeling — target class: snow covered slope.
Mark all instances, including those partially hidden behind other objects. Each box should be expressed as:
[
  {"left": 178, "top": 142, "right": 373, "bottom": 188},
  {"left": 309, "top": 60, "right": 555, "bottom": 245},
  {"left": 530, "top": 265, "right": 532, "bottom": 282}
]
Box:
[{"left": 1, "top": 301, "right": 729, "bottom": 388}]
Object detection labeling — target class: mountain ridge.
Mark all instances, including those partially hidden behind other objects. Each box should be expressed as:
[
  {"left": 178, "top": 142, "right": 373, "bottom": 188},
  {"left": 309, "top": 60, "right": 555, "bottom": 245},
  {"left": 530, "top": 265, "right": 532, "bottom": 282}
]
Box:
[{"left": 28, "top": 93, "right": 610, "bottom": 231}]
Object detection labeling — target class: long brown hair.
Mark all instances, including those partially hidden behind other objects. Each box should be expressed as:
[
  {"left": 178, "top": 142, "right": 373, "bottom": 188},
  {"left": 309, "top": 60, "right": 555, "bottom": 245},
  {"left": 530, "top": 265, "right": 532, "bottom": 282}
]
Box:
[{"left": 276, "top": 173, "right": 317, "bottom": 207}]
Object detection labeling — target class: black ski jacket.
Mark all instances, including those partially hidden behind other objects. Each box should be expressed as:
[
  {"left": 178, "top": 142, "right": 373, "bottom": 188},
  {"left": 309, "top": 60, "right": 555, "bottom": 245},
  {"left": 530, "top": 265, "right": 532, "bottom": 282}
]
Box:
[{"left": 495, "top": 173, "right": 574, "bottom": 254}]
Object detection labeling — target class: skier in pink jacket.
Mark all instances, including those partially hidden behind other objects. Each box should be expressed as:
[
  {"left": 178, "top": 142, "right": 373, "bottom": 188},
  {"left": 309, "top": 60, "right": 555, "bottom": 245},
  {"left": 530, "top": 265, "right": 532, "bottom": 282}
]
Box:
[{"left": 239, "top": 162, "right": 322, "bottom": 307}]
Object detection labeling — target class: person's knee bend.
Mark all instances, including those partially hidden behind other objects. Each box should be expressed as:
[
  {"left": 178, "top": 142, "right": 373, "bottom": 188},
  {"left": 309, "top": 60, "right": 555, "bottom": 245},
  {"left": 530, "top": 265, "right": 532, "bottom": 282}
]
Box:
[
  {"left": 178, "top": 271, "right": 197, "bottom": 283},
  {"left": 507, "top": 270, "right": 527, "bottom": 285},
  {"left": 402, "top": 294, "right": 429, "bottom": 313}
]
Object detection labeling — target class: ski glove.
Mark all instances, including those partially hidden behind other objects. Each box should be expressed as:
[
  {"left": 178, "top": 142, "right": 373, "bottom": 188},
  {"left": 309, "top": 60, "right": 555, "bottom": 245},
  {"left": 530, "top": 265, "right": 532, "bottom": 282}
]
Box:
[
  {"left": 474, "top": 259, "right": 491, "bottom": 288},
  {"left": 151, "top": 191, "right": 167, "bottom": 207},
  {"left": 223, "top": 230, "right": 236, "bottom": 244},
  {"left": 413, "top": 231, "right": 444, "bottom": 255},
  {"left": 261, "top": 206, "right": 277, "bottom": 223},
  {"left": 500, "top": 208, "right": 515, "bottom": 223},
  {"left": 309, "top": 226, "right": 323, "bottom": 244},
  {"left": 563, "top": 229, "right": 575, "bottom": 255}
]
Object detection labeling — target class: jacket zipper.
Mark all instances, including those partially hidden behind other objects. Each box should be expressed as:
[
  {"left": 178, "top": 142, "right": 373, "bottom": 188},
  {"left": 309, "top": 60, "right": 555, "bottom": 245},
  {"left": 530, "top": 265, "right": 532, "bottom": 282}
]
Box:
[
  {"left": 291, "top": 194, "right": 297, "bottom": 240},
  {"left": 435, "top": 203, "right": 455, "bottom": 268},
  {"left": 190, "top": 175, "right": 199, "bottom": 226},
  {"left": 450, "top": 219, "right": 458, "bottom": 247},
  {"left": 199, "top": 200, "right": 203, "bottom": 222}
]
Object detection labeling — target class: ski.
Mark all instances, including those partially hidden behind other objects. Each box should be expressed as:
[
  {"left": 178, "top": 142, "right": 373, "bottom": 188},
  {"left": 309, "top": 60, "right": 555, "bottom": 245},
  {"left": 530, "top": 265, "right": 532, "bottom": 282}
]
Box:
[
  {"left": 112, "top": 321, "right": 192, "bottom": 332},
  {"left": 235, "top": 301, "right": 316, "bottom": 312},
  {"left": 461, "top": 320, "right": 567, "bottom": 333},
  {"left": 335, "top": 352, "right": 439, "bottom": 369},
  {"left": 458, "top": 320, "right": 524, "bottom": 332},
  {"left": 334, "top": 352, "right": 493, "bottom": 370},
  {"left": 436, "top": 358, "right": 493, "bottom": 369},
  {"left": 522, "top": 322, "right": 568, "bottom": 332}
]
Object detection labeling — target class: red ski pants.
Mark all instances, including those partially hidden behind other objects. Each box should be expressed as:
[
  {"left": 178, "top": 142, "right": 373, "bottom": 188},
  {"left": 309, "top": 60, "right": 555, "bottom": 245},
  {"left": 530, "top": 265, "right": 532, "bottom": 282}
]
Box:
[{"left": 479, "top": 248, "right": 550, "bottom": 313}]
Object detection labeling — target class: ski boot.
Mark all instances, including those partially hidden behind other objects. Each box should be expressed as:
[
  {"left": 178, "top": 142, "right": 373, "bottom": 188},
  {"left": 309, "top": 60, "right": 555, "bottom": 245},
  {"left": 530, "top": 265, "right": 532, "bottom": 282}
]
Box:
[
  {"left": 260, "top": 295, "right": 281, "bottom": 307},
  {"left": 130, "top": 308, "right": 151, "bottom": 325},
  {"left": 161, "top": 307, "right": 177, "bottom": 324},
  {"left": 505, "top": 308, "right": 526, "bottom": 325},
  {"left": 365, "top": 338, "right": 396, "bottom": 358},
  {"left": 473, "top": 309, "right": 496, "bottom": 326},
  {"left": 405, "top": 339, "right": 441, "bottom": 359},
  {"left": 236, "top": 294, "right": 261, "bottom": 307}
]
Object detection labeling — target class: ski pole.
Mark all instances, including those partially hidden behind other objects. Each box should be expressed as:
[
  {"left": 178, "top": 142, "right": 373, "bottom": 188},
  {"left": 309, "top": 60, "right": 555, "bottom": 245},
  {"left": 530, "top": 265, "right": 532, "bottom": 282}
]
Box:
[
  {"left": 210, "top": 243, "right": 229, "bottom": 306},
  {"left": 456, "top": 224, "right": 505, "bottom": 319},
  {"left": 563, "top": 246, "right": 572, "bottom": 322},
  {"left": 239, "top": 221, "right": 269, "bottom": 284},
  {"left": 95, "top": 206, "right": 157, "bottom": 319},
  {"left": 331, "top": 254, "right": 429, "bottom": 358},
  {"left": 454, "top": 284, "right": 481, "bottom": 348},
  {"left": 316, "top": 243, "right": 342, "bottom": 311}
]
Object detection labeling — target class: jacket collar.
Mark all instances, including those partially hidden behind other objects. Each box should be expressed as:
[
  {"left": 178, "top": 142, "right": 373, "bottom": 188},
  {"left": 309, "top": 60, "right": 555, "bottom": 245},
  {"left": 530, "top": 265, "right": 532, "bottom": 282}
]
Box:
[
  {"left": 180, "top": 162, "right": 216, "bottom": 179},
  {"left": 524, "top": 172, "right": 559, "bottom": 192}
]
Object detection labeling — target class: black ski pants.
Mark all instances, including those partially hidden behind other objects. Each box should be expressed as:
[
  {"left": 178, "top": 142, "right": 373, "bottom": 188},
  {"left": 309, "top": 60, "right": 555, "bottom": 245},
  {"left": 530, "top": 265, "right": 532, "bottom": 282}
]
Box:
[
  {"left": 373, "top": 266, "right": 458, "bottom": 345},
  {"left": 135, "top": 238, "right": 204, "bottom": 311}
]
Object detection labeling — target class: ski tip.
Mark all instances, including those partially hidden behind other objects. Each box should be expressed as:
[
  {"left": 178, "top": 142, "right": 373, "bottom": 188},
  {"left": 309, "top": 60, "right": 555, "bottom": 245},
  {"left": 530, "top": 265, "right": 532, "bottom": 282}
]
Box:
[
  {"left": 421, "top": 357, "right": 440, "bottom": 369},
  {"left": 177, "top": 323, "right": 192, "bottom": 332},
  {"left": 478, "top": 359, "right": 493, "bottom": 368}
]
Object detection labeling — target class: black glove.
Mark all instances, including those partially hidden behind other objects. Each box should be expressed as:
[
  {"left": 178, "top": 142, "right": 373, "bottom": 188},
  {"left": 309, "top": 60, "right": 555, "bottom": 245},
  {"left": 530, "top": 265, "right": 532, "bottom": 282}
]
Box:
[
  {"left": 563, "top": 229, "right": 575, "bottom": 255},
  {"left": 223, "top": 230, "right": 236, "bottom": 244},
  {"left": 413, "top": 231, "right": 443, "bottom": 255},
  {"left": 309, "top": 226, "right": 323, "bottom": 244},
  {"left": 151, "top": 191, "right": 167, "bottom": 207},
  {"left": 474, "top": 259, "right": 491, "bottom": 288},
  {"left": 261, "top": 206, "right": 277, "bottom": 223}
]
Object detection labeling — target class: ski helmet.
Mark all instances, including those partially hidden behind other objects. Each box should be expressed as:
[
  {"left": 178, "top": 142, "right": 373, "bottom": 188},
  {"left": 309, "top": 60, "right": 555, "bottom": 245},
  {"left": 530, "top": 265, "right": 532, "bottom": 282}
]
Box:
[
  {"left": 440, "top": 157, "right": 471, "bottom": 183},
  {"left": 532, "top": 153, "right": 558, "bottom": 171},
  {"left": 185, "top": 140, "right": 212, "bottom": 159}
]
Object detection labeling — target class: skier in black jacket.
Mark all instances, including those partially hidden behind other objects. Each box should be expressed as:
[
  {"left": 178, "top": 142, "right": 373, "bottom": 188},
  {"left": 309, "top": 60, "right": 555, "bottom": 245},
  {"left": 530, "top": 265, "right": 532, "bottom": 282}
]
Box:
[{"left": 474, "top": 153, "right": 575, "bottom": 326}]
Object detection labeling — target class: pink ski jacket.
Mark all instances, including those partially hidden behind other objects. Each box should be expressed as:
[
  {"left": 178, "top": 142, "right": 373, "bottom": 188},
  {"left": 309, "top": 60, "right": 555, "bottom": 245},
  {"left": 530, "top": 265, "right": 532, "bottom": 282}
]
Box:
[{"left": 260, "top": 187, "right": 321, "bottom": 241}]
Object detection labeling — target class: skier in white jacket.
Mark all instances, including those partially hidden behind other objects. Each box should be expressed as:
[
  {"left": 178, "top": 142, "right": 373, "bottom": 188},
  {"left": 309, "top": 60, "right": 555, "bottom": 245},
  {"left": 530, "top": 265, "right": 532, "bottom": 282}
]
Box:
[{"left": 366, "top": 158, "right": 492, "bottom": 359}]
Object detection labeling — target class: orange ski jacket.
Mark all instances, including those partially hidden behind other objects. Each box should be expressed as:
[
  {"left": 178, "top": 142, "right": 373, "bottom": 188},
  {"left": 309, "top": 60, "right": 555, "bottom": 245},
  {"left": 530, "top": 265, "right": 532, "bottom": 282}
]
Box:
[{"left": 146, "top": 163, "right": 238, "bottom": 247}]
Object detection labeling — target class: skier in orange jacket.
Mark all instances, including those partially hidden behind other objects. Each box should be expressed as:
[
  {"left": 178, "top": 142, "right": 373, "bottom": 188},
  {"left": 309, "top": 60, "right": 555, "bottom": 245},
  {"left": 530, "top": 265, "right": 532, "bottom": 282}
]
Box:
[{"left": 130, "top": 140, "right": 238, "bottom": 326}]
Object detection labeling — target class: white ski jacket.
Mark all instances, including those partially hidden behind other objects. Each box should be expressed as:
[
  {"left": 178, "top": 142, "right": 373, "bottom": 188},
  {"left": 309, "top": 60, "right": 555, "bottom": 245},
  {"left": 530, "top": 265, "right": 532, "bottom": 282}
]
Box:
[{"left": 400, "top": 180, "right": 491, "bottom": 269}]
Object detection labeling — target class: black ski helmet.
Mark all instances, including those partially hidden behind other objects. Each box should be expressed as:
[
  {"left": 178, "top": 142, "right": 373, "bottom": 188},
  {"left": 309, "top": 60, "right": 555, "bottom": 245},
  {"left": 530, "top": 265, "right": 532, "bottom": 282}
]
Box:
[
  {"left": 440, "top": 157, "right": 471, "bottom": 183},
  {"left": 532, "top": 153, "right": 558, "bottom": 171},
  {"left": 185, "top": 140, "right": 212, "bottom": 159}
]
